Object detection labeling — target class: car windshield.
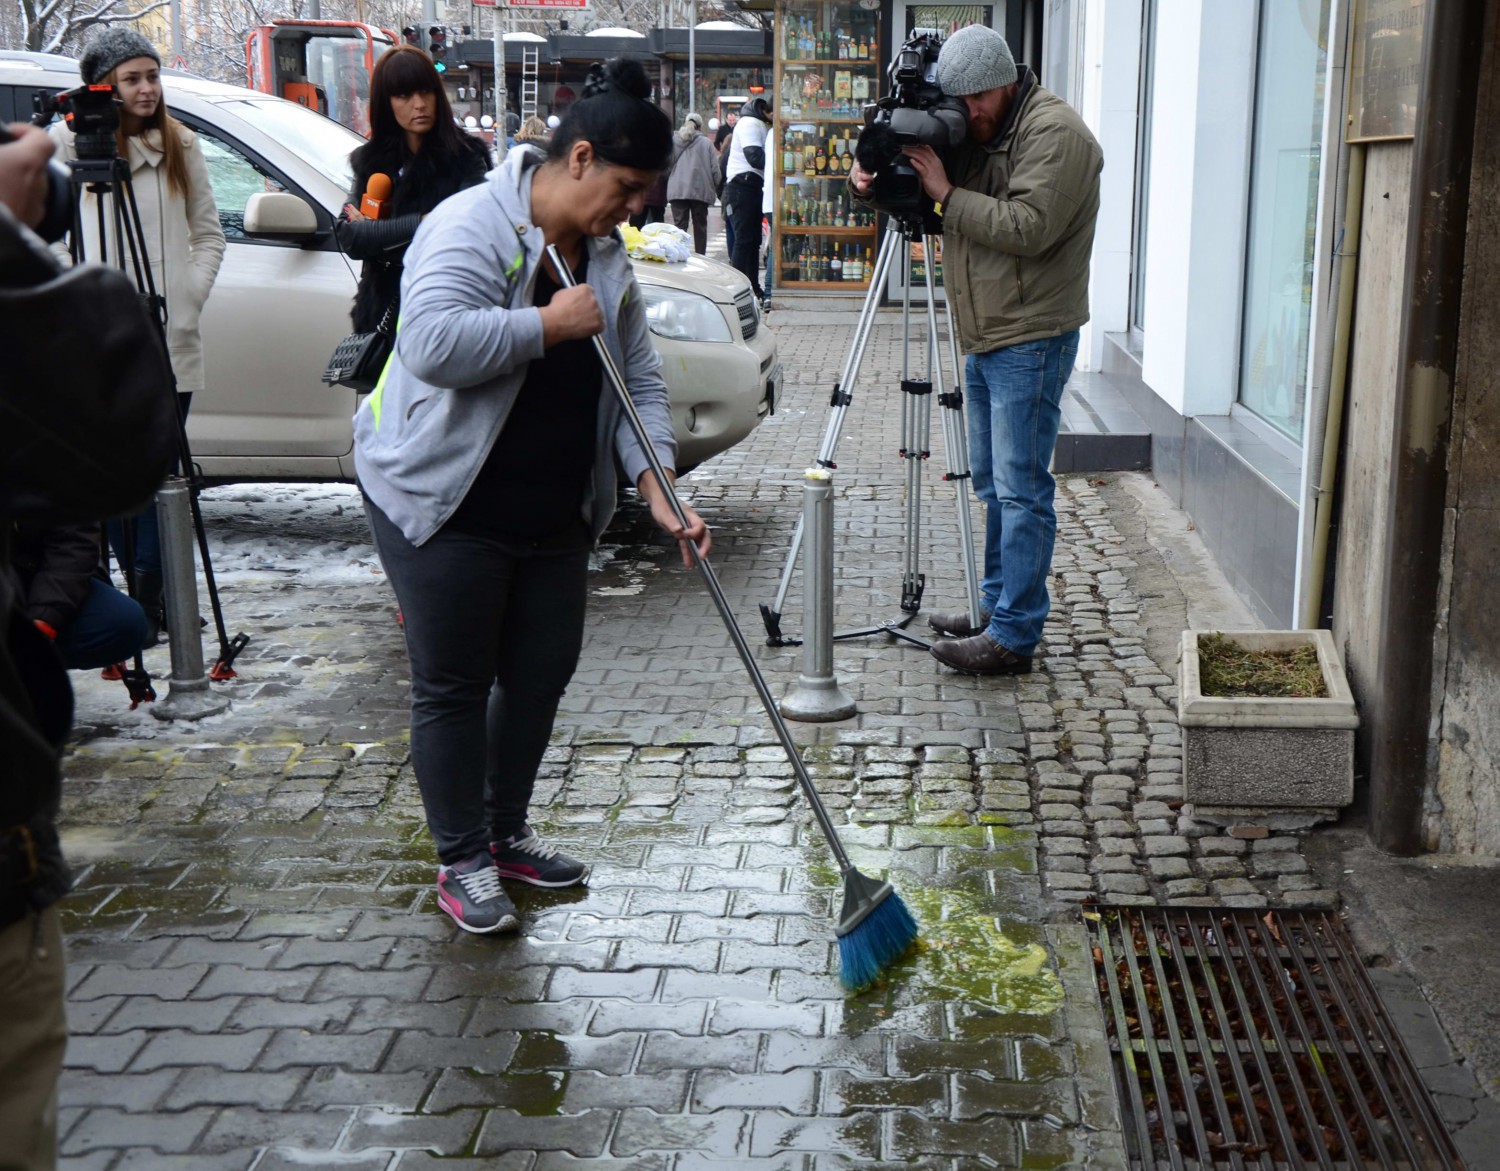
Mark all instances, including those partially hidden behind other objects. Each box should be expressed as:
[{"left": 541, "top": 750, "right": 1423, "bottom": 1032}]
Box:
[{"left": 217, "top": 97, "right": 361, "bottom": 195}]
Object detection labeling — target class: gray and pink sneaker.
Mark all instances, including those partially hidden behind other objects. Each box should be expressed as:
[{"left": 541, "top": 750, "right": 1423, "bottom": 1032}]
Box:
[
  {"left": 490, "top": 826, "right": 588, "bottom": 888},
  {"left": 436, "top": 851, "right": 519, "bottom": 934}
]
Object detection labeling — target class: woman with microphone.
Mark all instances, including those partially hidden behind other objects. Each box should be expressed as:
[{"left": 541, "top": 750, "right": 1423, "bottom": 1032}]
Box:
[
  {"left": 354, "top": 57, "right": 709, "bottom": 935},
  {"left": 336, "top": 44, "right": 490, "bottom": 334}
]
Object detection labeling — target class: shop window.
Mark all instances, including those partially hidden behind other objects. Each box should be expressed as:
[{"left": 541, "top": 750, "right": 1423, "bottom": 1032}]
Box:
[{"left": 1237, "top": 0, "right": 1332, "bottom": 443}]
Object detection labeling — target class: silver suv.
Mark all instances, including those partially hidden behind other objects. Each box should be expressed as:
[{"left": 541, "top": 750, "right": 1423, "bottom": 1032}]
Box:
[{"left": 1, "top": 54, "right": 780, "bottom": 477}]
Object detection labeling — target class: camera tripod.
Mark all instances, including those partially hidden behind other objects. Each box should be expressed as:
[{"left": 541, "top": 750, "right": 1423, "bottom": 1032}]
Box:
[
  {"left": 66, "top": 152, "right": 248, "bottom": 700},
  {"left": 759, "top": 209, "right": 983, "bottom": 649}
]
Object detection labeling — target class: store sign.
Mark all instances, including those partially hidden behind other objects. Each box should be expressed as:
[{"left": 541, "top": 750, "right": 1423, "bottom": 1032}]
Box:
[
  {"left": 473, "top": 0, "right": 589, "bottom": 7},
  {"left": 1347, "top": 0, "right": 1425, "bottom": 142}
]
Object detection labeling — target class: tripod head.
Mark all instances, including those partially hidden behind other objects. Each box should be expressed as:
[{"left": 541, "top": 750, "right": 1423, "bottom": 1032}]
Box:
[
  {"left": 32, "top": 83, "right": 121, "bottom": 160},
  {"left": 891, "top": 207, "right": 944, "bottom": 240}
]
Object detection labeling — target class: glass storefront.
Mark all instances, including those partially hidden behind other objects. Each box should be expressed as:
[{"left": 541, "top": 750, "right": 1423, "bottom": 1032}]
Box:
[
  {"left": 772, "top": 0, "right": 882, "bottom": 289},
  {"left": 1237, "top": 0, "right": 1331, "bottom": 443},
  {"left": 671, "top": 63, "right": 771, "bottom": 127}
]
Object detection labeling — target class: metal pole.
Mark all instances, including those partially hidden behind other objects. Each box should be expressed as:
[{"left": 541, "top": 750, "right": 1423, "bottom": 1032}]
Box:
[
  {"left": 493, "top": 2, "right": 507, "bottom": 131},
  {"left": 169, "top": 0, "right": 182, "bottom": 61},
  {"left": 780, "top": 470, "right": 857, "bottom": 722},
  {"left": 688, "top": 0, "right": 696, "bottom": 117},
  {"left": 1368, "top": 0, "right": 1486, "bottom": 854},
  {"left": 151, "top": 478, "right": 228, "bottom": 721}
]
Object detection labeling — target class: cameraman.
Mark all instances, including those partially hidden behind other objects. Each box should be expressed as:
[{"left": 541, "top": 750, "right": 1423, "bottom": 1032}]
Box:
[
  {"left": 0, "top": 123, "right": 74, "bottom": 1171},
  {"left": 850, "top": 25, "right": 1102, "bottom": 676}
]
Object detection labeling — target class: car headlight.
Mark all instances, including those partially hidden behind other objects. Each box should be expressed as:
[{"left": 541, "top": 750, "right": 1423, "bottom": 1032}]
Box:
[{"left": 641, "top": 285, "right": 734, "bottom": 343}]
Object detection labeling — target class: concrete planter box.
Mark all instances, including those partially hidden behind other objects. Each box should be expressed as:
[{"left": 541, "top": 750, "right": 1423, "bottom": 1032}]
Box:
[{"left": 1178, "top": 630, "right": 1359, "bottom": 824}]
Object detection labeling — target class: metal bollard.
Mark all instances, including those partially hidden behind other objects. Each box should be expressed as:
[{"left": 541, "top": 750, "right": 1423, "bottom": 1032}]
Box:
[
  {"left": 779, "top": 468, "right": 857, "bottom": 722},
  {"left": 151, "top": 477, "right": 228, "bottom": 721}
]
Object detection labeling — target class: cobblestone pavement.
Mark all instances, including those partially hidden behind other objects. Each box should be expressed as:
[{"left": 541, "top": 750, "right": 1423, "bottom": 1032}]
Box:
[{"left": 50, "top": 307, "right": 1328, "bottom": 1168}]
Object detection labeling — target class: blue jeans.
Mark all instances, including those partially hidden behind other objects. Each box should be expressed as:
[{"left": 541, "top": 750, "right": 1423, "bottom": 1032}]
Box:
[
  {"left": 965, "top": 331, "right": 1079, "bottom": 655},
  {"left": 56, "top": 579, "right": 149, "bottom": 670}
]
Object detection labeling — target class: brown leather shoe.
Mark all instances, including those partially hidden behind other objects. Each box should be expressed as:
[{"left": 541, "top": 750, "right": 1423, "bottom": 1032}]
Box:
[
  {"left": 926, "top": 607, "right": 992, "bottom": 638},
  {"left": 930, "top": 632, "right": 1034, "bottom": 676}
]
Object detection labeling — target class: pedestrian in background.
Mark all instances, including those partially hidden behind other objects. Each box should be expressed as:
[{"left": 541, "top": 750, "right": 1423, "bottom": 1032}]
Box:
[
  {"left": 513, "top": 114, "right": 550, "bottom": 151},
  {"left": 723, "top": 97, "right": 772, "bottom": 300},
  {"left": 851, "top": 24, "right": 1102, "bottom": 676},
  {"left": 760, "top": 125, "right": 776, "bottom": 309},
  {"left": 353, "top": 56, "right": 710, "bottom": 935},
  {"left": 336, "top": 45, "right": 490, "bottom": 336},
  {"left": 631, "top": 167, "right": 669, "bottom": 228},
  {"left": 666, "top": 111, "right": 716, "bottom": 254},
  {"left": 50, "top": 28, "right": 225, "bottom": 645},
  {"left": 715, "top": 110, "right": 737, "bottom": 254}
]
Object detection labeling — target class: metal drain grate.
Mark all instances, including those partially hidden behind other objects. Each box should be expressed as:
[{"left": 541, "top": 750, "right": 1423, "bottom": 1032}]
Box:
[{"left": 1085, "top": 906, "right": 1466, "bottom": 1171}]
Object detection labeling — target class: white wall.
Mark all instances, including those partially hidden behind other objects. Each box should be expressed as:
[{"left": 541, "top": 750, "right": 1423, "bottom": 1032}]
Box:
[
  {"left": 1138, "top": 0, "right": 1257, "bottom": 417},
  {"left": 1078, "top": 0, "right": 1141, "bottom": 373}
]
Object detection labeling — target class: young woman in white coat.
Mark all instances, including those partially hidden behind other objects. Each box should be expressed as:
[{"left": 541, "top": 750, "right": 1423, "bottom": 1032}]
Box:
[{"left": 51, "top": 29, "right": 226, "bottom": 641}]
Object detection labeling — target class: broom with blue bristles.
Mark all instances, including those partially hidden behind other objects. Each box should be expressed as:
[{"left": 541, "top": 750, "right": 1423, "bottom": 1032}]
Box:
[{"left": 548, "top": 245, "right": 919, "bottom": 991}]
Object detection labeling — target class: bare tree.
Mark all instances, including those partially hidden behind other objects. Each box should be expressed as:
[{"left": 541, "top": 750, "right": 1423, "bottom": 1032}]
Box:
[{"left": 10, "top": 0, "right": 170, "bottom": 55}]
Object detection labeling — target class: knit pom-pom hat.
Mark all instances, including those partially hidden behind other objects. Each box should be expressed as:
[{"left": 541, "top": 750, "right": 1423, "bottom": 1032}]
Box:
[{"left": 79, "top": 27, "right": 161, "bottom": 86}]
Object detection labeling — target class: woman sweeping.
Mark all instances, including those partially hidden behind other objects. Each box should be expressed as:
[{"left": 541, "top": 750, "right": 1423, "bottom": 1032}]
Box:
[{"left": 354, "top": 57, "right": 710, "bottom": 934}]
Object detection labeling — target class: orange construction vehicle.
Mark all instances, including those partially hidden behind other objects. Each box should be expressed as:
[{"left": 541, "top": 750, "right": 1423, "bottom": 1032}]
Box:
[{"left": 246, "top": 20, "right": 396, "bottom": 137}]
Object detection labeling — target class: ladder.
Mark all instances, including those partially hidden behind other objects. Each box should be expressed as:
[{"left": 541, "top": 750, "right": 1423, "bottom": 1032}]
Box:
[{"left": 520, "top": 44, "right": 539, "bottom": 120}]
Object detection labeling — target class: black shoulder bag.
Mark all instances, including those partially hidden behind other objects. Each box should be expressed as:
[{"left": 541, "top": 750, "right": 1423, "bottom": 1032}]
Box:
[{"left": 322, "top": 295, "right": 398, "bottom": 394}]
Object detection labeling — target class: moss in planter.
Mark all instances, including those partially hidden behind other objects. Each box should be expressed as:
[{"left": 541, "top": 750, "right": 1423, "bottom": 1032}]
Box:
[{"left": 1198, "top": 632, "right": 1327, "bottom": 699}]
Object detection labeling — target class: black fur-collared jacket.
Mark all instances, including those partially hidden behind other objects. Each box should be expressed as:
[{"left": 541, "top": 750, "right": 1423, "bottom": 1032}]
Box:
[{"left": 335, "top": 135, "right": 491, "bottom": 333}]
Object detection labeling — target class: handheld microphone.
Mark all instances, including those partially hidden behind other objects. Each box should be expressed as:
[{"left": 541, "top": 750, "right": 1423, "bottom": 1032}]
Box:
[{"left": 359, "top": 172, "right": 392, "bottom": 219}]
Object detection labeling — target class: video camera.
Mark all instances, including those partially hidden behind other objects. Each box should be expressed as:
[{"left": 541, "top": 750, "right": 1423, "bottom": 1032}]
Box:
[
  {"left": 33, "top": 84, "right": 120, "bottom": 160},
  {"left": 855, "top": 29, "right": 968, "bottom": 212}
]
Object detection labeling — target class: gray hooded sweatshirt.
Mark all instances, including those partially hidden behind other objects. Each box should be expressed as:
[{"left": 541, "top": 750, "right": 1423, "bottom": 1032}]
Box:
[{"left": 354, "top": 145, "right": 677, "bottom": 547}]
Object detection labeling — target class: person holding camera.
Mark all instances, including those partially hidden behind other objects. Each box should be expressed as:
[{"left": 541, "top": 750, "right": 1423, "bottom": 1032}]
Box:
[
  {"left": 851, "top": 24, "right": 1102, "bottom": 676},
  {"left": 0, "top": 118, "right": 174, "bottom": 1171},
  {"left": 49, "top": 29, "right": 226, "bottom": 644},
  {"left": 722, "top": 97, "right": 772, "bottom": 300}
]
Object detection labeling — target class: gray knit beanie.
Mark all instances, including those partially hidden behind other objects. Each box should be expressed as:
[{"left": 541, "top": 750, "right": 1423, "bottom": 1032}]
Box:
[
  {"left": 79, "top": 27, "right": 161, "bottom": 85},
  {"left": 935, "top": 24, "right": 1017, "bottom": 96}
]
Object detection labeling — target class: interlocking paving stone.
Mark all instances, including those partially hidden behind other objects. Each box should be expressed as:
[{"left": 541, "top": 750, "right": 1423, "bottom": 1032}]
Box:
[{"left": 47, "top": 317, "right": 1325, "bottom": 1165}]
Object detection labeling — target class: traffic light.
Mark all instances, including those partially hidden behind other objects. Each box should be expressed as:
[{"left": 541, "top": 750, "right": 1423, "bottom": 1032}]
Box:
[
  {"left": 402, "top": 26, "right": 421, "bottom": 48},
  {"left": 428, "top": 26, "right": 448, "bottom": 72}
]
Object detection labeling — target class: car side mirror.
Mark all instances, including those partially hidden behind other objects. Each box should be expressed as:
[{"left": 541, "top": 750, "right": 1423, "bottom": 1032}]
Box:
[{"left": 244, "top": 191, "right": 319, "bottom": 238}]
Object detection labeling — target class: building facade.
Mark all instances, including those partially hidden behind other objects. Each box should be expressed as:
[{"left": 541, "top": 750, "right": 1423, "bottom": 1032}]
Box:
[{"left": 1062, "top": 0, "right": 1497, "bottom": 856}]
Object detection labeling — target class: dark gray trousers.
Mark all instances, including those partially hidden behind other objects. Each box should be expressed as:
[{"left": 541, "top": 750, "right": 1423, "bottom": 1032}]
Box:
[{"left": 366, "top": 499, "right": 589, "bottom": 864}]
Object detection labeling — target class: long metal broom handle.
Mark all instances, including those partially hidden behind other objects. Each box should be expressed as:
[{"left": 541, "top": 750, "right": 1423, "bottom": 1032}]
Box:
[{"left": 546, "top": 244, "right": 853, "bottom": 874}]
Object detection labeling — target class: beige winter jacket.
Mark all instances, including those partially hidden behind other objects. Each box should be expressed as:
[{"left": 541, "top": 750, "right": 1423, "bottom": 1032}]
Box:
[{"left": 50, "top": 121, "right": 225, "bottom": 394}]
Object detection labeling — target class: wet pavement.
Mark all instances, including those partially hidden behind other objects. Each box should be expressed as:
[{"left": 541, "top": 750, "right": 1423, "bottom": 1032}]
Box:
[{"left": 47, "top": 301, "right": 1353, "bottom": 1168}]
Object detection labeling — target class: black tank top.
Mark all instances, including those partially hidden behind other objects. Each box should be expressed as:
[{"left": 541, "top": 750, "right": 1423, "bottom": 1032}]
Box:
[{"left": 446, "top": 255, "right": 604, "bottom": 543}]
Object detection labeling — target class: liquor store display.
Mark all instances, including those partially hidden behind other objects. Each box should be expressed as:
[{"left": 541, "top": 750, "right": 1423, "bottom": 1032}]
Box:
[{"left": 773, "top": 0, "right": 881, "bottom": 289}]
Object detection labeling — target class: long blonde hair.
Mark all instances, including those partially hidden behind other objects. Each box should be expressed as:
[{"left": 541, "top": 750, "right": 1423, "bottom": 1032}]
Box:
[{"left": 106, "top": 63, "right": 191, "bottom": 199}]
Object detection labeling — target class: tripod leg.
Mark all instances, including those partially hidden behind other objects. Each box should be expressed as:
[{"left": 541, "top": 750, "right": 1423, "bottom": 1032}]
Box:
[
  {"left": 922, "top": 233, "right": 985, "bottom": 630},
  {"left": 898, "top": 237, "right": 928, "bottom": 613},
  {"left": 761, "top": 227, "right": 904, "bottom": 642}
]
